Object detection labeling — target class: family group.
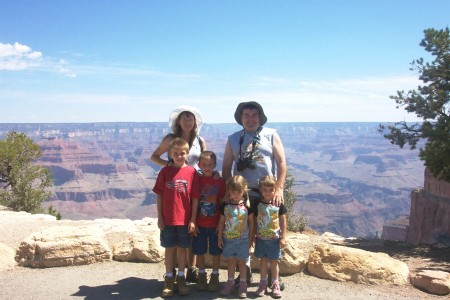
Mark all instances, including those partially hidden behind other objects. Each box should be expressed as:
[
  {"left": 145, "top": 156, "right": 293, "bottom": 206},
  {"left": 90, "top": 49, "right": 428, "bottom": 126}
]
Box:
[{"left": 151, "top": 101, "right": 287, "bottom": 299}]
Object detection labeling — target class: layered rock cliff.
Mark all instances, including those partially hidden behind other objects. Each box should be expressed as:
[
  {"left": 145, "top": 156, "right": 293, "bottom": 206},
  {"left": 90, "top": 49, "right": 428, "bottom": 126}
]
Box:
[{"left": 407, "top": 168, "right": 450, "bottom": 245}]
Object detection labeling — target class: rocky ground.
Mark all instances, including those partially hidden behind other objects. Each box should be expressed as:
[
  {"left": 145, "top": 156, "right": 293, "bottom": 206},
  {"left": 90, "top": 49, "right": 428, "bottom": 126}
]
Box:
[{"left": 0, "top": 207, "right": 448, "bottom": 300}]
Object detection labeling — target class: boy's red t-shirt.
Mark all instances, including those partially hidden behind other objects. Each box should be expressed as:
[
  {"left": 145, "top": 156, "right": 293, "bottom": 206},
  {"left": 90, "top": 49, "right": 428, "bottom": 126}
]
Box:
[
  {"left": 196, "top": 175, "right": 226, "bottom": 228},
  {"left": 152, "top": 165, "right": 200, "bottom": 226}
]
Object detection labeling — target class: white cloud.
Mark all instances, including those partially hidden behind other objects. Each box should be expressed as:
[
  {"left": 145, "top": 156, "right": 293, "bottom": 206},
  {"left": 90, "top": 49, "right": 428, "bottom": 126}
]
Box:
[{"left": 0, "top": 42, "right": 42, "bottom": 70}]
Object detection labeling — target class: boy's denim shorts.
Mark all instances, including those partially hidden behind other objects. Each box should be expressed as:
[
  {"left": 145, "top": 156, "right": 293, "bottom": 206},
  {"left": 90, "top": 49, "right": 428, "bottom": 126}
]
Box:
[
  {"left": 192, "top": 226, "right": 221, "bottom": 256},
  {"left": 160, "top": 225, "right": 191, "bottom": 248},
  {"left": 254, "top": 238, "right": 281, "bottom": 260},
  {"left": 222, "top": 237, "right": 249, "bottom": 260}
]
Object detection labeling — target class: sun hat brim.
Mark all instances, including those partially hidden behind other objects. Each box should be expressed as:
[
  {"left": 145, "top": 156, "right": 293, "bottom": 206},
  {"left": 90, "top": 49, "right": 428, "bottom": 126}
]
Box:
[
  {"left": 234, "top": 101, "right": 267, "bottom": 126},
  {"left": 168, "top": 105, "right": 203, "bottom": 133}
]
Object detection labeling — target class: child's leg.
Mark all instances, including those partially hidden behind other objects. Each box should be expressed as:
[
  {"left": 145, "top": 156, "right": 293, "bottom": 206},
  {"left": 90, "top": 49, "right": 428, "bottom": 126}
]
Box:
[
  {"left": 259, "top": 258, "right": 268, "bottom": 280},
  {"left": 227, "top": 257, "right": 237, "bottom": 280},
  {"left": 237, "top": 258, "right": 247, "bottom": 282},
  {"left": 212, "top": 254, "right": 220, "bottom": 271},
  {"left": 196, "top": 254, "right": 206, "bottom": 270},
  {"left": 165, "top": 247, "right": 176, "bottom": 274},
  {"left": 269, "top": 259, "right": 279, "bottom": 282},
  {"left": 176, "top": 247, "right": 187, "bottom": 275}
]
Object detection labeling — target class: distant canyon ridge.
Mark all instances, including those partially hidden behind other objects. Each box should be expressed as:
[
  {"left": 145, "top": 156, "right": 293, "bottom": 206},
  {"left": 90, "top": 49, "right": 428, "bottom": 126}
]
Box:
[{"left": 0, "top": 122, "right": 425, "bottom": 238}]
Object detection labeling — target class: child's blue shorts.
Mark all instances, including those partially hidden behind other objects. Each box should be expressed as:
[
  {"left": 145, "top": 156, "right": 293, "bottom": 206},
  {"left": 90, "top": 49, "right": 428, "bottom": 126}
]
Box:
[
  {"left": 254, "top": 238, "right": 281, "bottom": 260},
  {"left": 222, "top": 237, "right": 249, "bottom": 260},
  {"left": 192, "top": 226, "right": 222, "bottom": 256},
  {"left": 160, "top": 225, "right": 191, "bottom": 248}
]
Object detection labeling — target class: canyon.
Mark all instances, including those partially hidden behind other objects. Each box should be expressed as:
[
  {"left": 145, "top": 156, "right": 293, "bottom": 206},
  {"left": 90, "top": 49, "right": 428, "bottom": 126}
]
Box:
[{"left": 0, "top": 122, "right": 426, "bottom": 238}]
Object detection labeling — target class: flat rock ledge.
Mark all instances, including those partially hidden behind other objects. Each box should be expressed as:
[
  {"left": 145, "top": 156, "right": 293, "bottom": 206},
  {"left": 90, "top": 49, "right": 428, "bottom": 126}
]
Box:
[{"left": 1, "top": 210, "right": 449, "bottom": 296}]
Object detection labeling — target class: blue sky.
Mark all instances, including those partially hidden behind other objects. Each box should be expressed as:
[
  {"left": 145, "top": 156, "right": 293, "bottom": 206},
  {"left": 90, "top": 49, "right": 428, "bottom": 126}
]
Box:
[{"left": 1, "top": 0, "right": 449, "bottom": 124}]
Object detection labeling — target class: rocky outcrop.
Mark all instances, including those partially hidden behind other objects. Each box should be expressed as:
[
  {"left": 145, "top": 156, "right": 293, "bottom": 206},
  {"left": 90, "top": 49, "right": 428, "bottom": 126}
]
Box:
[
  {"left": 410, "top": 270, "right": 450, "bottom": 295},
  {"left": 407, "top": 168, "right": 450, "bottom": 245},
  {"left": 307, "top": 243, "right": 409, "bottom": 285},
  {"left": 15, "top": 226, "right": 112, "bottom": 268}
]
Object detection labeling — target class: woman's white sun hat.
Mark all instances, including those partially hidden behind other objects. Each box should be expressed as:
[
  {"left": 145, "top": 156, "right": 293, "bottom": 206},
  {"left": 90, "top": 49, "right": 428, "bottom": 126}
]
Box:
[{"left": 168, "top": 105, "right": 203, "bottom": 133}]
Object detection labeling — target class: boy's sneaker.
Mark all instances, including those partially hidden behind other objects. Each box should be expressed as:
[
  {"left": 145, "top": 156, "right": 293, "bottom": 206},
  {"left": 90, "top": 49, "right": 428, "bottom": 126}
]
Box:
[
  {"left": 220, "top": 279, "right": 235, "bottom": 296},
  {"left": 255, "top": 280, "right": 268, "bottom": 297},
  {"left": 186, "top": 266, "right": 199, "bottom": 283},
  {"left": 234, "top": 265, "right": 253, "bottom": 287},
  {"left": 207, "top": 273, "right": 220, "bottom": 292},
  {"left": 197, "top": 272, "right": 207, "bottom": 291},
  {"left": 238, "top": 281, "right": 247, "bottom": 299},
  {"left": 161, "top": 275, "right": 175, "bottom": 298},
  {"left": 176, "top": 275, "right": 189, "bottom": 296},
  {"left": 271, "top": 280, "right": 282, "bottom": 299}
]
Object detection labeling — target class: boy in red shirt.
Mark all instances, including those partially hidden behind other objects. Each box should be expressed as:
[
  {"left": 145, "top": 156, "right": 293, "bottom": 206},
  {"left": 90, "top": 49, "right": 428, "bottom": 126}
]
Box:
[
  {"left": 152, "top": 138, "right": 200, "bottom": 298},
  {"left": 192, "top": 151, "right": 226, "bottom": 292}
]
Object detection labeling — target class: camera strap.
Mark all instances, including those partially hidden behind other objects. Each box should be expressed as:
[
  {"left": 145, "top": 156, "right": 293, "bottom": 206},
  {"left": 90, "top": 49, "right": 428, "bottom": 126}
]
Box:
[{"left": 238, "top": 126, "right": 262, "bottom": 160}]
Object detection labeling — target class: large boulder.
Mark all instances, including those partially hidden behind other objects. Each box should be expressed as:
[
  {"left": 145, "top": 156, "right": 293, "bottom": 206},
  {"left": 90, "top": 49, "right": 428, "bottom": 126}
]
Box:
[
  {"left": 15, "top": 226, "right": 111, "bottom": 267},
  {"left": 410, "top": 270, "right": 450, "bottom": 295},
  {"left": 113, "top": 232, "right": 164, "bottom": 263},
  {"left": 0, "top": 242, "right": 16, "bottom": 271},
  {"left": 307, "top": 243, "right": 409, "bottom": 285}
]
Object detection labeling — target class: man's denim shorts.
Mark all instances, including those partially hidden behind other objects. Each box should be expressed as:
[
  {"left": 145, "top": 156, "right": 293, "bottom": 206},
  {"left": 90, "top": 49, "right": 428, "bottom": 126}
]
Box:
[
  {"left": 160, "top": 225, "right": 191, "bottom": 248},
  {"left": 254, "top": 238, "right": 281, "bottom": 260},
  {"left": 192, "top": 226, "right": 221, "bottom": 256},
  {"left": 222, "top": 237, "right": 249, "bottom": 260}
]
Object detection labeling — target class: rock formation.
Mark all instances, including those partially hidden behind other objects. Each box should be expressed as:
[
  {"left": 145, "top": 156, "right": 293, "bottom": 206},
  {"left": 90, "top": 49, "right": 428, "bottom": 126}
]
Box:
[{"left": 407, "top": 168, "right": 450, "bottom": 245}]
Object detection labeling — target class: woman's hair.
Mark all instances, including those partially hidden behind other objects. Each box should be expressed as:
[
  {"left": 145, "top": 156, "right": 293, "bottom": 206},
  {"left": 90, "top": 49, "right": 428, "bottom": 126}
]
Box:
[
  {"left": 258, "top": 175, "right": 277, "bottom": 189},
  {"left": 226, "top": 175, "right": 250, "bottom": 206},
  {"left": 172, "top": 111, "right": 198, "bottom": 147}
]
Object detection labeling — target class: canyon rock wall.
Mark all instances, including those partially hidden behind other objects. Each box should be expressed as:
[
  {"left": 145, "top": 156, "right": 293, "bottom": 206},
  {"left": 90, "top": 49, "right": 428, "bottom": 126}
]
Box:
[{"left": 407, "top": 168, "right": 450, "bottom": 245}]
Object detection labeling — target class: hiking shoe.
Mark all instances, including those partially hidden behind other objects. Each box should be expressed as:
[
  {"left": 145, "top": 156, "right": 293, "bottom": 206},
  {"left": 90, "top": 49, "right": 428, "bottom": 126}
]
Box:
[
  {"left": 220, "top": 279, "right": 235, "bottom": 296},
  {"left": 207, "top": 273, "right": 220, "bottom": 292},
  {"left": 197, "top": 272, "right": 207, "bottom": 291},
  {"left": 255, "top": 280, "right": 268, "bottom": 297},
  {"left": 238, "top": 281, "right": 247, "bottom": 299},
  {"left": 271, "top": 280, "right": 282, "bottom": 298},
  {"left": 268, "top": 271, "right": 285, "bottom": 291},
  {"left": 161, "top": 275, "right": 175, "bottom": 298},
  {"left": 176, "top": 275, "right": 189, "bottom": 296},
  {"left": 234, "top": 265, "right": 252, "bottom": 287},
  {"left": 186, "top": 266, "right": 199, "bottom": 283}
]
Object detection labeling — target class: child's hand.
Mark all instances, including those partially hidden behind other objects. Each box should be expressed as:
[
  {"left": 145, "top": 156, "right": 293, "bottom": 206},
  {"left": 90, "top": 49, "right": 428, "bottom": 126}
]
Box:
[
  {"left": 218, "top": 238, "right": 224, "bottom": 249},
  {"left": 213, "top": 170, "right": 221, "bottom": 180},
  {"left": 157, "top": 218, "right": 164, "bottom": 230},
  {"left": 188, "top": 221, "right": 196, "bottom": 234},
  {"left": 279, "top": 237, "right": 287, "bottom": 248},
  {"left": 192, "top": 226, "right": 200, "bottom": 237},
  {"left": 249, "top": 237, "right": 255, "bottom": 248}
]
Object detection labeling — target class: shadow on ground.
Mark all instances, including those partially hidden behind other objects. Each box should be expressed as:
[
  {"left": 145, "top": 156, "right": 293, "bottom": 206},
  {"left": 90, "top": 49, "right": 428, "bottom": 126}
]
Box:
[{"left": 71, "top": 277, "right": 235, "bottom": 299}]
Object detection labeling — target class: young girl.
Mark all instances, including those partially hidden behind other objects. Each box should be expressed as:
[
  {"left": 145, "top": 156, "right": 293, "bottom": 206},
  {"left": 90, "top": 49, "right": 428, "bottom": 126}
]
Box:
[
  {"left": 253, "top": 176, "right": 287, "bottom": 298},
  {"left": 217, "top": 175, "right": 255, "bottom": 299}
]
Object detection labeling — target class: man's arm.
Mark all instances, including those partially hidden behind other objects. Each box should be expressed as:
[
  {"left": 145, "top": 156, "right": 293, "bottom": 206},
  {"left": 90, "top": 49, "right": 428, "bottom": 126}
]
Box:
[{"left": 273, "top": 131, "right": 287, "bottom": 203}]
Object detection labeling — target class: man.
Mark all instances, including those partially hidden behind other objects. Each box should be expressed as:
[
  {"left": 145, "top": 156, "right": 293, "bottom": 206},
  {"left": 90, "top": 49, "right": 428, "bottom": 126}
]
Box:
[{"left": 222, "top": 101, "right": 287, "bottom": 289}]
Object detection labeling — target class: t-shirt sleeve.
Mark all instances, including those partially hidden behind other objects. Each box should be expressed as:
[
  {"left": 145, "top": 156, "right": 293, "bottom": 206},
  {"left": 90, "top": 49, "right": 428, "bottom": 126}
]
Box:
[
  {"left": 219, "top": 202, "right": 226, "bottom": 215},
  {"left": 279, "top": 203, "right": 287, "bottom": 215},
  {"left": 152, "top": 168, "right": 165, "bottom": 195}
]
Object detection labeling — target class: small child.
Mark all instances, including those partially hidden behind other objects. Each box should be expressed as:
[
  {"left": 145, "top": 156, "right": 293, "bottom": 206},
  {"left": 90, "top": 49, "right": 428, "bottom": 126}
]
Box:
[
  {"left": 152, "top": 138, "right": 200, "bottom": 298},
  {"left": 217, "top": 175, "right": 255, "bottom": 299},
  {"left": 192, "top": 151, "right": 226, "bottom": 292},
  {"left": 253, "top": 175, "right": 287, "bottom": 298}
]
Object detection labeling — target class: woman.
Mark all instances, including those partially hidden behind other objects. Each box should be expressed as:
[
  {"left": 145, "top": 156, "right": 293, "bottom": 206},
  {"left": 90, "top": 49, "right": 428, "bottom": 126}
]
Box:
[
  {"left": 151, "top": 105, "right": 205, "bottom": 283},
  {"left": 151, "top": 105, "right": 206, "bottom": 168}
]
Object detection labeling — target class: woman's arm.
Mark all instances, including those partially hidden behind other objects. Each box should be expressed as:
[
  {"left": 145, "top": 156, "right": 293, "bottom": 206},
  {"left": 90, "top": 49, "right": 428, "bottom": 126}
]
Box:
[{"left": 150, "top": 135, "right": 173, "bottom": 167}]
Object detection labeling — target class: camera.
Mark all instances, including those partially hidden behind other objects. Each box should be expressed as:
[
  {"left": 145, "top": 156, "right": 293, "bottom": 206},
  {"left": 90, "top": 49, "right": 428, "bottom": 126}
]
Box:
[{"left": 237, "top": 157, "right": 256, "bottom": 171}]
